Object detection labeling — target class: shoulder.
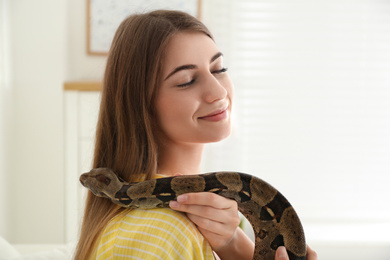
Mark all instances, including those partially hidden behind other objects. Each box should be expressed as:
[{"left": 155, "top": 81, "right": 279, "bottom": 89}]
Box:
[
  {"left": 118, "top": 208, "right": 201, "bottom": 240},
  {"left": 94, "top": 208, "right": 214, "bottom": 260}
]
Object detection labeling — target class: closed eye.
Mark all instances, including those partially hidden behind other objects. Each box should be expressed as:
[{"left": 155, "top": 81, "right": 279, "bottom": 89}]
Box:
[
  {"left": 176, "top": 68, "right": 227, "bottom": 88},
  {"left": 177, "top": 79, "right": 196, "bottom": 88},
  {"left": 212, "top": 67, "right": 228, "bottom": 74}
]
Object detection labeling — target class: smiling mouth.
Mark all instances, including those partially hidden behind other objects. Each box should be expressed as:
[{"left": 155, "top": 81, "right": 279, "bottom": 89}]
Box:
[{"left": 199, "top": 107, "right": 229, "bottom": 121}]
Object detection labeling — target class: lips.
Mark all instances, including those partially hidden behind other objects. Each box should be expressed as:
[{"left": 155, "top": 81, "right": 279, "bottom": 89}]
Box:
[{"left": 199, "top": 106, "right": 229, "bottom": 122}]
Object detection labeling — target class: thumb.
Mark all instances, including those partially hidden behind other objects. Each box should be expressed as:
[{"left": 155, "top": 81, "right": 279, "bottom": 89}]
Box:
[{"left": 276, "top": 246, "right": 289, "bottom": 259}]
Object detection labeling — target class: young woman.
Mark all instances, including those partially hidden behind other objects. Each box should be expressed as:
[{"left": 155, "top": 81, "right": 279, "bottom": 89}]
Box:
[{"left": 75, "top": 10, "right": 317, "bottom": 260}]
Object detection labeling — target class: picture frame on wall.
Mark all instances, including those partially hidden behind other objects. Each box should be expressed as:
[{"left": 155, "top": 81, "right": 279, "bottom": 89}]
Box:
[{"left": 87, "top": 0, "right": 202, "bottom": 55}]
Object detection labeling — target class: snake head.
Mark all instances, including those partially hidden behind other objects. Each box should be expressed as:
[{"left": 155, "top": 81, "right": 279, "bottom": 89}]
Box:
[{"left": 79, "top": 168, "right": 123, "bottom": 198}]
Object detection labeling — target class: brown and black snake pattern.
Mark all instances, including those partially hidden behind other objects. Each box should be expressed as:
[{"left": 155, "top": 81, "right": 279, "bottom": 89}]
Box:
[{"left": 80, "top": 168, "right": 306, "bottom": 260}]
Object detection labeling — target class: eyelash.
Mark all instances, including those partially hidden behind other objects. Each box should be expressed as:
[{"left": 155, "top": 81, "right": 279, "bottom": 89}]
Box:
[
  {"left": 176, "top": 67, "right": 228, "bottom": 88},
  {"left": 214, "top": 67, "right": 228, "bottom": 74}
]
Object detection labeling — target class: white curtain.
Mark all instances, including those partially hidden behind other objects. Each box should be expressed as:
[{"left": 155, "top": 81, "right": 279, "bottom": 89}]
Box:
[{"left": 202, "top": 0, "right": 390, "bottom": 246}]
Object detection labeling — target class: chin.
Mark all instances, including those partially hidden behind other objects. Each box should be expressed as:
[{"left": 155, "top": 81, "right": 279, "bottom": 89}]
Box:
[{"left": 204, "top": 128, "right": 232, "bottom": 143}]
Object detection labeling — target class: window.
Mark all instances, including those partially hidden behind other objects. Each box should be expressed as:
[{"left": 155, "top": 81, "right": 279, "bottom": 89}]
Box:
[{"left": 202, "top": 0, "right": 390, "bottom": 245}]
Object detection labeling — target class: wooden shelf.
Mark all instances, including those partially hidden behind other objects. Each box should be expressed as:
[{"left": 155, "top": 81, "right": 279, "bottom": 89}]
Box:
[{"left": 64, "top": 81, "right": 101, "bottom": 91}]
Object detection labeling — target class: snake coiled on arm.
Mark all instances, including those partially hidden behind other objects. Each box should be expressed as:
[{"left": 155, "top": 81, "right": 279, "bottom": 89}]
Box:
[{"left": 80, "top": 168, "right": 306, "bottom": 260}]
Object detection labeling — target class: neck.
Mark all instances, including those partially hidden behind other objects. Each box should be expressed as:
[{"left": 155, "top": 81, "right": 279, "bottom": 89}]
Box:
[{"left": 157, "top": 141, "right": 204, "bottom": 176}]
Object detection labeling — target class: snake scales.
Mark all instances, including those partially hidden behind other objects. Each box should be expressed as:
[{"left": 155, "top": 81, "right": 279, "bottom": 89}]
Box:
[{"left": 80, "top": 168, "right": 306, "bottom": 260}]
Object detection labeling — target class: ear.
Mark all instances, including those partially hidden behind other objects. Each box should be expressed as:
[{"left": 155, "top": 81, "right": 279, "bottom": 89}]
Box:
[{"left": 96, "top": 174, "right": 111, "bottom": 185}]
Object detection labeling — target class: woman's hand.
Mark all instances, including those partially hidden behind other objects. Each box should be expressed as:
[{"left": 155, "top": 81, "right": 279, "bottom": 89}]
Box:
[
  {"left": 169, "top": 192, "right": 254, "bottom": 260},
  {"left": 169, "top": 192, "right": 240, "bottom": 250},
  {"left": 276, "top": 245, "right": 318, "bottom": 260},
  {"left": 169, "top": 192, "right": 317, "bottom": 260}
]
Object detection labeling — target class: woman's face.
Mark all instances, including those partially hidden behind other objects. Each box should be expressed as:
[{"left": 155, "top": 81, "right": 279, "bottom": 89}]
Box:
[{"left": 156, "top": 32, "right": 234, "bottom": 145}]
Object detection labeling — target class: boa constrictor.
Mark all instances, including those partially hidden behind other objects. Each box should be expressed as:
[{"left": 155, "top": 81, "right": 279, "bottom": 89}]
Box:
[{"left": 80, "top": 168, "right": 306, "bottom": 260}]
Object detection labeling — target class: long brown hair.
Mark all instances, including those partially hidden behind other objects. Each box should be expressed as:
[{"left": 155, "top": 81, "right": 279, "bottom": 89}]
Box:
[{"left": 75, "top": 10, "right": 212, "bottom": 259}]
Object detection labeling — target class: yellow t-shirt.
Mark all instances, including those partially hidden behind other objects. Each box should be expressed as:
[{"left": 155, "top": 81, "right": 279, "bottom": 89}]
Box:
[{"left": 91, "top": 203, "right": 214, "bottom": 260}]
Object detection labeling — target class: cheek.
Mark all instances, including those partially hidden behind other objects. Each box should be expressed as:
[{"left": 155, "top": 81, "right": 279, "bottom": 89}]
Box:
[
  {"left": 155, "top": 93, "right": 195, "bottom": 134},
  {"left": 156, "top": 98, "right": 174, "bottom": 127}
]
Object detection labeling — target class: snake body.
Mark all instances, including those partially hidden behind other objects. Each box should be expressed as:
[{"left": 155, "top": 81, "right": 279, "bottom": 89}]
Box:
[{"left": 80, "top": 168, "right": 306, "bottom": 260}]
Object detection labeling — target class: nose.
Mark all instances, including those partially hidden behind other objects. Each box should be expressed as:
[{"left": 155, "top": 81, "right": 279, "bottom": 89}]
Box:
[{"left": 203, "top": 74, "right": 228, "bottom": 103}]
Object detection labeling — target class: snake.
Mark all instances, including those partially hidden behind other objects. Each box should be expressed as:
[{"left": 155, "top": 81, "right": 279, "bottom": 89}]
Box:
[{"left": 80, "top": 168, "right": 306, "bottom": 260}]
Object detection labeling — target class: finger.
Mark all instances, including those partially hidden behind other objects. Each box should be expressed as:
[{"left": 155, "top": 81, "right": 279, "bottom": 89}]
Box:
[
  {"left": 170, "top": 201, "right": 218, "bottom": 216},
  {"left": 306, "top": 244, "right": 318, "bottom": 260},
  {"left": 170, "top": 201, "right": 235, "bottom": 223},
  {"left": 275, "top": 246, "right": 289, "bottom": 259},
  {"left": 186, "top": 212, "right": 234, "bottom": 236},
  {"left": 175, "top": 192, "right": 237, "bottom": 209}
]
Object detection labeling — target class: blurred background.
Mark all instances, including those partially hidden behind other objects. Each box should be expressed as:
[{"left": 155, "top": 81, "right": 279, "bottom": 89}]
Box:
[{"left": 0, "top": 0, "right": 389, "bottom": 259}]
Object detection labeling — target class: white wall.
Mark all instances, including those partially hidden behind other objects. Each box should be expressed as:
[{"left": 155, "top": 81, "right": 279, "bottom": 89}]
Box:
[
  {"left": 66, "top": 0, "right": 106, "bottom": 81},
  {"left": 3, "top": 0, "right": 66, "bottom": 244},
  {"left": 0, "top": 0, "right": 11, "bottom": 240},
  {"left": 1, "top": 0, "right": 107, "bottom": 244},
  {"left": 0, "top": 88, "right": 10, "bottom": 239},
  {"left": 0, "top": 80, "right": 12, "bottom": 241}
]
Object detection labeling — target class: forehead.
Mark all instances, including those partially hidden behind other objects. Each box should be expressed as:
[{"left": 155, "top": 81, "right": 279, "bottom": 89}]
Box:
[{"left": 162, "top": 32, "right": 220, "bottom": 72}]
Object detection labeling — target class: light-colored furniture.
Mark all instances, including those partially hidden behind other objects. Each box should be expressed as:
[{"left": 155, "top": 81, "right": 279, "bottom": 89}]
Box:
[{"left": 64, "top": 81, "right": 101, "bottom": 242}]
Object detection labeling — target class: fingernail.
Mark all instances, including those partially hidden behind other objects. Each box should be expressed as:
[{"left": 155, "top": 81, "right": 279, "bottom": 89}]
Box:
[
  {"left": 177, "top": 194, "right": 188, "bottom": 203},
  {"left": 169, "top": 200, "right": 179, "bottom": 208},
  {"left": 277, "top": 246, "right": 288, "bottom": 259}
]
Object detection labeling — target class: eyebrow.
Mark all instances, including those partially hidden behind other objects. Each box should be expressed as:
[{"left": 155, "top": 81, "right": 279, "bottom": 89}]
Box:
[{"left": 164, "top": 52, "right": 224, "bottom": 81}]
